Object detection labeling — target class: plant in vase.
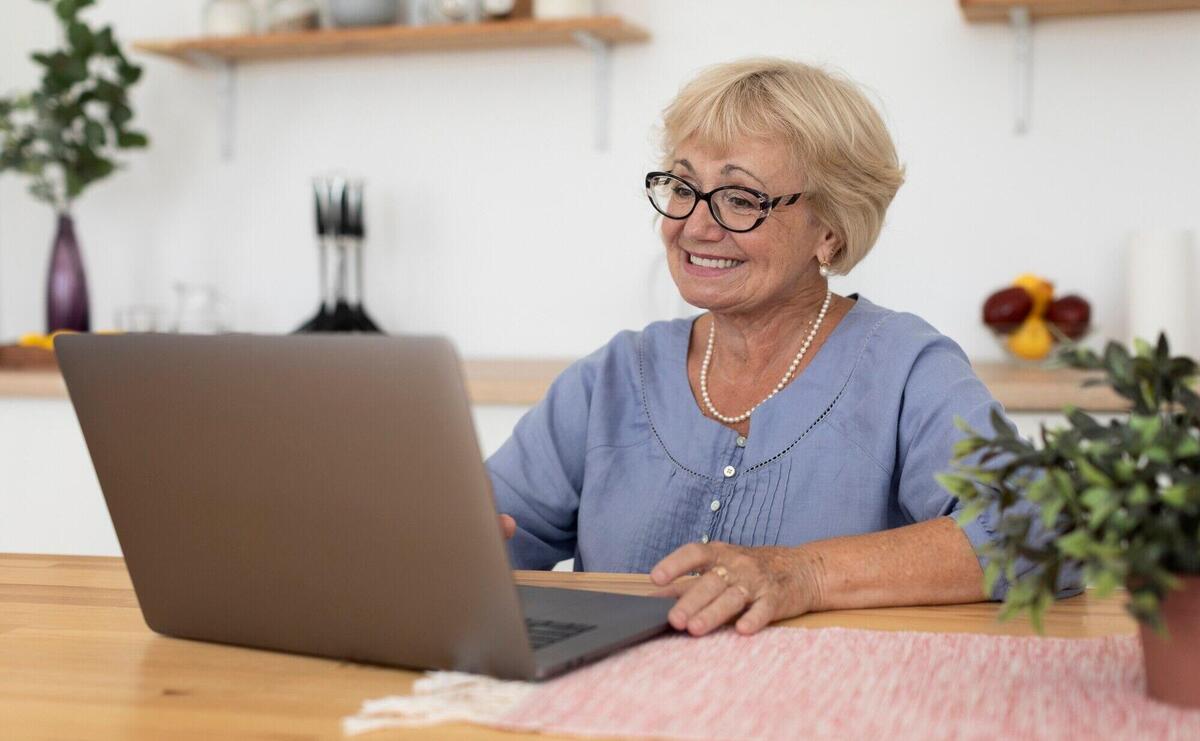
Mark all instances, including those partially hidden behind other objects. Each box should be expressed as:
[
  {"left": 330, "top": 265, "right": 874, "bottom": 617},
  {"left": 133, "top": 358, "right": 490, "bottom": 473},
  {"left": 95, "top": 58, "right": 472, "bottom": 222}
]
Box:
[
  {"left": 938, "top": 334, "right": 1200, "bottom": 708},
  {"left": 0, "top": 0, "right": 148, "bottom": 332}
]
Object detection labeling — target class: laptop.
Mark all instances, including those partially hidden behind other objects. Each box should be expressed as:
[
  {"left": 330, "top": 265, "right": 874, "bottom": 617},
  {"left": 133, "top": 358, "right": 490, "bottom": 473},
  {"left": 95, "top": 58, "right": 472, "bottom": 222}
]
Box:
[{"left": 55, "top": 332, "right": 672, "bottom": 680}]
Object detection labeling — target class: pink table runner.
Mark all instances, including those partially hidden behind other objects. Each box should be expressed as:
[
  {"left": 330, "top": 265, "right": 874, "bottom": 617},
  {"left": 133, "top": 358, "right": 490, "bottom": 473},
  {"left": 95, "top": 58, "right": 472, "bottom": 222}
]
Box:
[{"left": 346, "top": 626, "right": 1200, "bottom": 739}]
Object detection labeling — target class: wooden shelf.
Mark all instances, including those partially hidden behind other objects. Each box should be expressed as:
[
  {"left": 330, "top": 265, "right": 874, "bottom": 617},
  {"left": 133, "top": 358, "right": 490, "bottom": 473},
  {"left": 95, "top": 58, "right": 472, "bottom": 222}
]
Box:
[
  {"left": 961, "top": 0, "right": 1200, "bottom": 22},
  {"left": 133, "top": 16, "right": 649, "bottom": 64},
  {"left": 960, "top": 1, "right": 1200, "bottom": 134},
  {"left": 131, "top": 16, "right": 648, "bottom": 157}
]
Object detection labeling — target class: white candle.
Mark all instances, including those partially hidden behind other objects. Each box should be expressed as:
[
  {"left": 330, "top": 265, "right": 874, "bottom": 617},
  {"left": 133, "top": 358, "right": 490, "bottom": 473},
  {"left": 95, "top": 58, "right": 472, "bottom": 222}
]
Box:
[
  {"left": 203, "top": 0, "right": 257, "bottom": 37},
  {"left": 1126, "top": 229, "right": 1197, "bottom": 358},
  {"left": 533, "top": 0, "right": 596, "bottom": 19}
]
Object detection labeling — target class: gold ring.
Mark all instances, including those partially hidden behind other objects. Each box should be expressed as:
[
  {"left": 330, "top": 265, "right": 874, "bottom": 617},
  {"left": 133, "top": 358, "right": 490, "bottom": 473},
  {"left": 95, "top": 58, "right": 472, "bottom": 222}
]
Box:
[{"left": 711, "top": 565, "right": 730, "bottom": 582}]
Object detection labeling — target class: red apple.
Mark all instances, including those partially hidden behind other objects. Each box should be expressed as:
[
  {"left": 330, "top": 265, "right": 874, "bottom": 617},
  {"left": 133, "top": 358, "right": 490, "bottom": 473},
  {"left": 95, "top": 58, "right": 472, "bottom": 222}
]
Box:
[
  {"left": 1046, "top": 295, "right": 1091, "bottom": 340},
  {"left": 983, "top": 287, "right": 1033, "bottom": 333}
]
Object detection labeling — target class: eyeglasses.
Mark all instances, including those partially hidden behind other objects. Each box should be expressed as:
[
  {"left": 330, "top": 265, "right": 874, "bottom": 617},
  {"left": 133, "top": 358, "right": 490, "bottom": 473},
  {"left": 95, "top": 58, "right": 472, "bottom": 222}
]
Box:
[{"left": 644, "top": 171, "right": 805, "bottom": 233}]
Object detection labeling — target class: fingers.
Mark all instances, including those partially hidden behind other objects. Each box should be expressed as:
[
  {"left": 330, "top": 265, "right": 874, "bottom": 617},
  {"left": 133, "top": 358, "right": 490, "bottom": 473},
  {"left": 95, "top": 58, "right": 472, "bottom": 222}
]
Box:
[
  {"left": 666, "top": 571, "right": 727, "bottom": 631},
  {"left": 735, "top": 596, "right": 775, "bottom": 635},
  {"left": 650, "top": 543, "right": 714, "bottom": 586},
  {"left": 687, "top": 585, "right": 750, "bottom": 636},
  {"left": 498, "top": 514, "right": 516, "bottom": 540},
  {"left": 651, "top": 574, "right": 698, "bottom": 599}
]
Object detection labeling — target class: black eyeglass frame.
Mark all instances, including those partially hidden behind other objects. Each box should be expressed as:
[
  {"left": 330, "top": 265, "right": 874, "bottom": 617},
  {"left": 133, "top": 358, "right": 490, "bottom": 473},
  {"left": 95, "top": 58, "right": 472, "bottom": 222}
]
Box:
[{"left": 644, "top": 171, "right": 805, "bottom": 233}]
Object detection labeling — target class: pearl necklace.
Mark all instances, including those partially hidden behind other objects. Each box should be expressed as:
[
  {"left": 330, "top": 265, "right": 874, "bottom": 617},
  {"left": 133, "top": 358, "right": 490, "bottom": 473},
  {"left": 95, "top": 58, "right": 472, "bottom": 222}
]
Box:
[{"left": 699, "top": 289, "right": 833, "bottom": 424}]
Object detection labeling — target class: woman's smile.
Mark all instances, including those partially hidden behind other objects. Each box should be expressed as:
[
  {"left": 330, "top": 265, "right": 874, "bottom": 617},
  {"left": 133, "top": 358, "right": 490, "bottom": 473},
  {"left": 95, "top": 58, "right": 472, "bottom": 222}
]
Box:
[{"left": 681, "top": 249, "right": 746, "bottom": 277}]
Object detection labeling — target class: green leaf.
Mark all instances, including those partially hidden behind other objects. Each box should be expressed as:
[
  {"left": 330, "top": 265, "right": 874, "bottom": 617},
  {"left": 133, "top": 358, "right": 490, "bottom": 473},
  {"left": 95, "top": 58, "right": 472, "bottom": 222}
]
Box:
[
  {"left": 93, "top": 79, "right": 123, "bottom": 104},
  {"left": 1106, "top": 342, "right": 1133, "bottom": 383},
  {"left": 1077, "top": 459, "right": 1113, "bottom": 488},
  {"left": 990, "top": 408, "right": 1014, "bottom": 438},
  {"left": 953, "top": 437, "right": 983, "bottom": 459},
  {"left": 1176, "top": 436, "right": 1200, "bottom": 458},
  {"left": 1145, "top": 446, "right": 1171, "bottom": 465},
  {"left": 1040, "top": 497, "right": 1066, "bottom": 529},
  {"left": 93, "top": 26, "right": 115, "bottom": 55},
  {"left": 83, "top": 118, "right": 105, "bottom": 147},
  {"left": 1081, "top": 487, "right": 1118, "bottom": 529},
  {"left": 1133, "top": 338, "right": 1154, "bottom": 359},
  {"left": 954, "top": 498, "right": 989, "bottom": 526},
  {"left": 1092, "top": 568, "right": 1120, "bottom": 597},
  {"left": 1057, "top": 529, "right": 1093, "bottom": 559},
  {"left": 1029, "top": 600, "right": 1046, "bottom": 635},
  {"left": 1114, "top": 457, "right": 1136, "bottom": 482},
  {"left": 1161, "top": 485, "right": 1190, "bottom": 509},
  {"left": 1130, "top": 414, "right": 1161, "bottom": 448},
  {"left": 982, "top": 561, "right": 1001, "bottom": 599},
  {"left": 109, "top": 101, "right": 132, "bottom": 127},
  {"left": 65, "top": 168, "right": 84, "bottom": 198},
  {"left": 1050, "top": 469, "right": 1075, "bottom": 498},
  {"left": 1139, "top": 380, "right": 1157, "bottom": 413},
  {"left": 115, "top": 130, "right": 147, "bottom": 148},
  {"left": 55, "top": 0, "right": 96, "bottom": 22},
  {"left": 1156, "top": 333, "right": 1171, "bottom": 362},
  {"left": 1128, "top": 483, "right": 1151, "bottom": 506},
  {"left": 68, "top": 21, "right": 92, "bottom": 56},
  {"left": 117, "top": 61, "right": 142, "bottom": 85}
]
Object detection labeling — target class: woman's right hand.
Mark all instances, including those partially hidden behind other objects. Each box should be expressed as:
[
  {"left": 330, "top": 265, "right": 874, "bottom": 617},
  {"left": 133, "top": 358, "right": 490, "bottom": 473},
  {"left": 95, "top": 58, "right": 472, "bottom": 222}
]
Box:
[{"left": 499, "top": 514, "right": 516, "bottom": 540}]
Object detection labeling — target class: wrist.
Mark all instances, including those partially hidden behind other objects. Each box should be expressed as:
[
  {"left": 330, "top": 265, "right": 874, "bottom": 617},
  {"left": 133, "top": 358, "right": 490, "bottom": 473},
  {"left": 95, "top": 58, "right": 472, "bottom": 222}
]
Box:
[{"left": 790, "top": 545, "right": 828, "bottom": 613}]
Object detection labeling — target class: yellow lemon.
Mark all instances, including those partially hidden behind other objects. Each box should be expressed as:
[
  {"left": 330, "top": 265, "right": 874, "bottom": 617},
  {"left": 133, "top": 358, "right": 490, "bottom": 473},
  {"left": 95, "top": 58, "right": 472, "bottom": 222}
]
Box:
[
  {"left": 18, "top": 333, "right": 54, "bottom": 350},
  {"left": 1013, "top": 274, "right": 1054, "bottom": 316},
  {"left": 1007, "top": 316, "right": 1054, "bottom": 360}
]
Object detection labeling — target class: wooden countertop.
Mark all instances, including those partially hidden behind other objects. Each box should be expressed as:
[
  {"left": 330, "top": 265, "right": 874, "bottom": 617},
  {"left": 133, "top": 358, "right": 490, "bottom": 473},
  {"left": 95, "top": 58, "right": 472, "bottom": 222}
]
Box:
[
  {"left": 0, "top": 553, "right": 1135, "bottom": 740},
  {"left": 0, "top": 357, "right": 1126, "bottom": 412}
]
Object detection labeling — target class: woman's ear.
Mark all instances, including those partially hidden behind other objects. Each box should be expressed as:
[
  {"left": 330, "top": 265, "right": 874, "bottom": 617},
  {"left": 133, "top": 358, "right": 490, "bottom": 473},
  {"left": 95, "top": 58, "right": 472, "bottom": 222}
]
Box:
[{"left": 817, "top": 228, "right": 843, "bottom": 265}]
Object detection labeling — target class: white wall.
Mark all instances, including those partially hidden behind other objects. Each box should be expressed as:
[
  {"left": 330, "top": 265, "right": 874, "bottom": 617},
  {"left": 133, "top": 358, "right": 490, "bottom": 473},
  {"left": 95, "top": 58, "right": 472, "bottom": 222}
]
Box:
[{"left": 2, "top": 0, "right": 1200, "bottom": 358}]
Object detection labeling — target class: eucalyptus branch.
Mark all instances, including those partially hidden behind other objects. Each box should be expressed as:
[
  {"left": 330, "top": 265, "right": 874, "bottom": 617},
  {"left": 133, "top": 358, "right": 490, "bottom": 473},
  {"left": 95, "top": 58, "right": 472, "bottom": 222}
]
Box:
[{"left": 0, "top": 0, "right": 148, "bottom": 211}]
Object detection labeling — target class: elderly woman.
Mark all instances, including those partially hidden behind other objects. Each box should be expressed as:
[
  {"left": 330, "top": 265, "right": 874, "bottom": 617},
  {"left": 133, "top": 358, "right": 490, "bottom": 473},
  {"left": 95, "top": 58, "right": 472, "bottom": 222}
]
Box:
[{"left": 489, "top": 58, "right": 1079, "bottom": 637}]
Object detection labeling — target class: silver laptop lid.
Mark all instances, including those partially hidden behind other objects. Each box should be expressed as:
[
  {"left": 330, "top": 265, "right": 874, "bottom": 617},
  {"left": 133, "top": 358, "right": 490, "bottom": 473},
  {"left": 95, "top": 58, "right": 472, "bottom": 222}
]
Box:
[{"left": 56, "top": 333, "right": 536, "bottom": 678}]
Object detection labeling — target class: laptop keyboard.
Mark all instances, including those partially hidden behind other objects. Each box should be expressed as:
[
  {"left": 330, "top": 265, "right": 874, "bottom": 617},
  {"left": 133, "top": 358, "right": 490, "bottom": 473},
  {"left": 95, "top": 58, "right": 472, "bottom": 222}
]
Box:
[{"left": 524, "top": 618, "right": 596, "bottom": 650}]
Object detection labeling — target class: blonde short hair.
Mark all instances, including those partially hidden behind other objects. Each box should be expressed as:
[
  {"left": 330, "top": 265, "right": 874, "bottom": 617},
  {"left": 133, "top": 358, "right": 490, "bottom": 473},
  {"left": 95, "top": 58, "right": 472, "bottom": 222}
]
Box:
[{"left": 659, "top": 58, "right": 905, "bottom": 275}]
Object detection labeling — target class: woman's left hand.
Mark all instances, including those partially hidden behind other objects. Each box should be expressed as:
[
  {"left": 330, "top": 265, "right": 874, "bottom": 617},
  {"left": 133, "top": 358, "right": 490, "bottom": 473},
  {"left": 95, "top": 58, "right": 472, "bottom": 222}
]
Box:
[{"left": 650, "top": 542, "right": 822, "bottom": 636}]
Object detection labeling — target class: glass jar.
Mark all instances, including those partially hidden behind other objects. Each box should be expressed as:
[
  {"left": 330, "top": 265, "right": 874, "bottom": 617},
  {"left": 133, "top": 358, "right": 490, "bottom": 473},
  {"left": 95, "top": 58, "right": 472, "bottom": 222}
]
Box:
[
  {"left": 202, "top": 0, "right": 257, "bottom": 36},
  {"left": 266, "top": 0, "right": 321, "bottom": 32}
]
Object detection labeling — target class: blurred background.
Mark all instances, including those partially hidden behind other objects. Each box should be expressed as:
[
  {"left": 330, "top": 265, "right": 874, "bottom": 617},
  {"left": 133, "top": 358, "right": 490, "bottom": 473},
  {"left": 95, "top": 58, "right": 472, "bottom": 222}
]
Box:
[{"left": 1, "top": 0, "right": 1196, "bottom": 358}]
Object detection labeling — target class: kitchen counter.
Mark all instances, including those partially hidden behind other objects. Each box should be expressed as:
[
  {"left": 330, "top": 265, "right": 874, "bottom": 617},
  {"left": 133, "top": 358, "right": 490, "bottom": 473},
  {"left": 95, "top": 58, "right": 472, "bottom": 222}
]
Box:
[{"left": 0, "top": 359, "right": 1127, "bottom": 412}]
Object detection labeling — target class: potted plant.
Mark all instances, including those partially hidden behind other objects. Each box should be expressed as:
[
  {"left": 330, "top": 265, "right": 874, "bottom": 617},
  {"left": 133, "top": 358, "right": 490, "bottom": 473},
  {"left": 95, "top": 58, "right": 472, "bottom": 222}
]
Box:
[
  {"left": 939, "top": 334, "right": 1200, "bottom": 708},
  {"left": 0, "top": 0, "right": 148, "bottom": 332}
]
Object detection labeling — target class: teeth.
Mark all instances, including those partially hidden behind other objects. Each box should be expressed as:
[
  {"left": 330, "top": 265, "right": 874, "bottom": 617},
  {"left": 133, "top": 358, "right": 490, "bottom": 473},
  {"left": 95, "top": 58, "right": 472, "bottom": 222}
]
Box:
[{"left": 689, "top": 253, "right": 743, "bottom": 269}]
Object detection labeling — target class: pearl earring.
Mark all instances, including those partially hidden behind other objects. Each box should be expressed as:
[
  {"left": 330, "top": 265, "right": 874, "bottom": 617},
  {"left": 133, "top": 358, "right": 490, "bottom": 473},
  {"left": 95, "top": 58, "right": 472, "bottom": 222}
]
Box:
[{"left": 818, "top": 261, "right": 831, "bottom": 278}]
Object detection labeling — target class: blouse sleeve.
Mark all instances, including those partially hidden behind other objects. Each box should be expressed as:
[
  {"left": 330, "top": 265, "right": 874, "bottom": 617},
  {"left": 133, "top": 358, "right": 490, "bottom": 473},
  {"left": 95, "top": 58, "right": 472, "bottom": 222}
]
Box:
[
  {"left": 895, "top": 333, "right": 1083, "bottom": 601},
  {"left": 484, "top": 354, "right": 598, "bottom": 570}
]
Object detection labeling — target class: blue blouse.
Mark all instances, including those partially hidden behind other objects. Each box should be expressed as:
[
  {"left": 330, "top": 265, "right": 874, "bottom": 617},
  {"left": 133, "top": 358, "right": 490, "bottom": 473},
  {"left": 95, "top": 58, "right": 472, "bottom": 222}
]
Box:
[{"left": 487, "top": 295, "right": 1082, "bottom": 601}]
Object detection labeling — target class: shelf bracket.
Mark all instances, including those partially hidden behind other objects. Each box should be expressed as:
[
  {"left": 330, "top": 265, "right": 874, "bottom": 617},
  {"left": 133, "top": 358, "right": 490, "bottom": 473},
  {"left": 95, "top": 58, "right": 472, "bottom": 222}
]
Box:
[
  {"left": 1009, "top": 5, "right": 1032, "bottom": 135},
  {"left": 187, "top": 52, "right": 238, "bottom": 160},
  {"left": 571, "top": 31, "right": 611, "bottom": 152}
]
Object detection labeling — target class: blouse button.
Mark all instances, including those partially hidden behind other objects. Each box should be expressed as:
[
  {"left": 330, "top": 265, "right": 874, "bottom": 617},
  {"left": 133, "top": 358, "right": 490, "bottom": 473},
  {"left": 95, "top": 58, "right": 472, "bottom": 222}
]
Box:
[
  {"left": 723, "top": 465, "right": 736, "bottom": 478},
  {"left": 736, "top": 435, "right": 747, "bottom": 447},
  {"left": 700, "top": 534, "right": 710, "bottom": 544},
  {"left": 710, "top": 499, "right": 721, "bottom": 512}
]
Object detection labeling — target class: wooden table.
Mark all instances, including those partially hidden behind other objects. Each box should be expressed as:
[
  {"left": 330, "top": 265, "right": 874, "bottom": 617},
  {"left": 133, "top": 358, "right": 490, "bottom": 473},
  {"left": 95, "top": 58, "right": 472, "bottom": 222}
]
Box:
[{"left": 1, "top": 554, "right": 1136, "bottom": 740}]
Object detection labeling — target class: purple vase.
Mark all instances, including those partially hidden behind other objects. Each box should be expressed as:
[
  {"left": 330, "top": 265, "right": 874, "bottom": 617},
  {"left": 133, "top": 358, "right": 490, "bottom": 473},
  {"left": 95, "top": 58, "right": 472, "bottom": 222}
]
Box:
[{"left": 46, "top": 213, "right": 90, "bottom": 333}]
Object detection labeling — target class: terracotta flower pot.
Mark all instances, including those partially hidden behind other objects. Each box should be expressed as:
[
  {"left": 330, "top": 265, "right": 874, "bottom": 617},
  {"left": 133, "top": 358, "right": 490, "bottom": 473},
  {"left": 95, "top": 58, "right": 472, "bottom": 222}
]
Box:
[{"left": 1139, "top": 574, "right": 1200, "bottom": 708}]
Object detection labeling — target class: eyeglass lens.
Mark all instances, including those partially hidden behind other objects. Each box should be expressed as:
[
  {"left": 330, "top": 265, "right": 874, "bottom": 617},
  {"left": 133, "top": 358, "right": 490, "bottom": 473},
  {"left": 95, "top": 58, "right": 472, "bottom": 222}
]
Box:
[{"left": 647, "top": 174, "right": 764, "bottom": 231}]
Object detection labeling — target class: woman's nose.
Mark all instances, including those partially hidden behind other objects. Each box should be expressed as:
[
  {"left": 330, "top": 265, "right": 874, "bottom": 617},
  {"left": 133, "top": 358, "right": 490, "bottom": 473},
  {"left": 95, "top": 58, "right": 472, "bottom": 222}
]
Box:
[{"left": 682, "top": 198, "right": 725, "bottom": 240}]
